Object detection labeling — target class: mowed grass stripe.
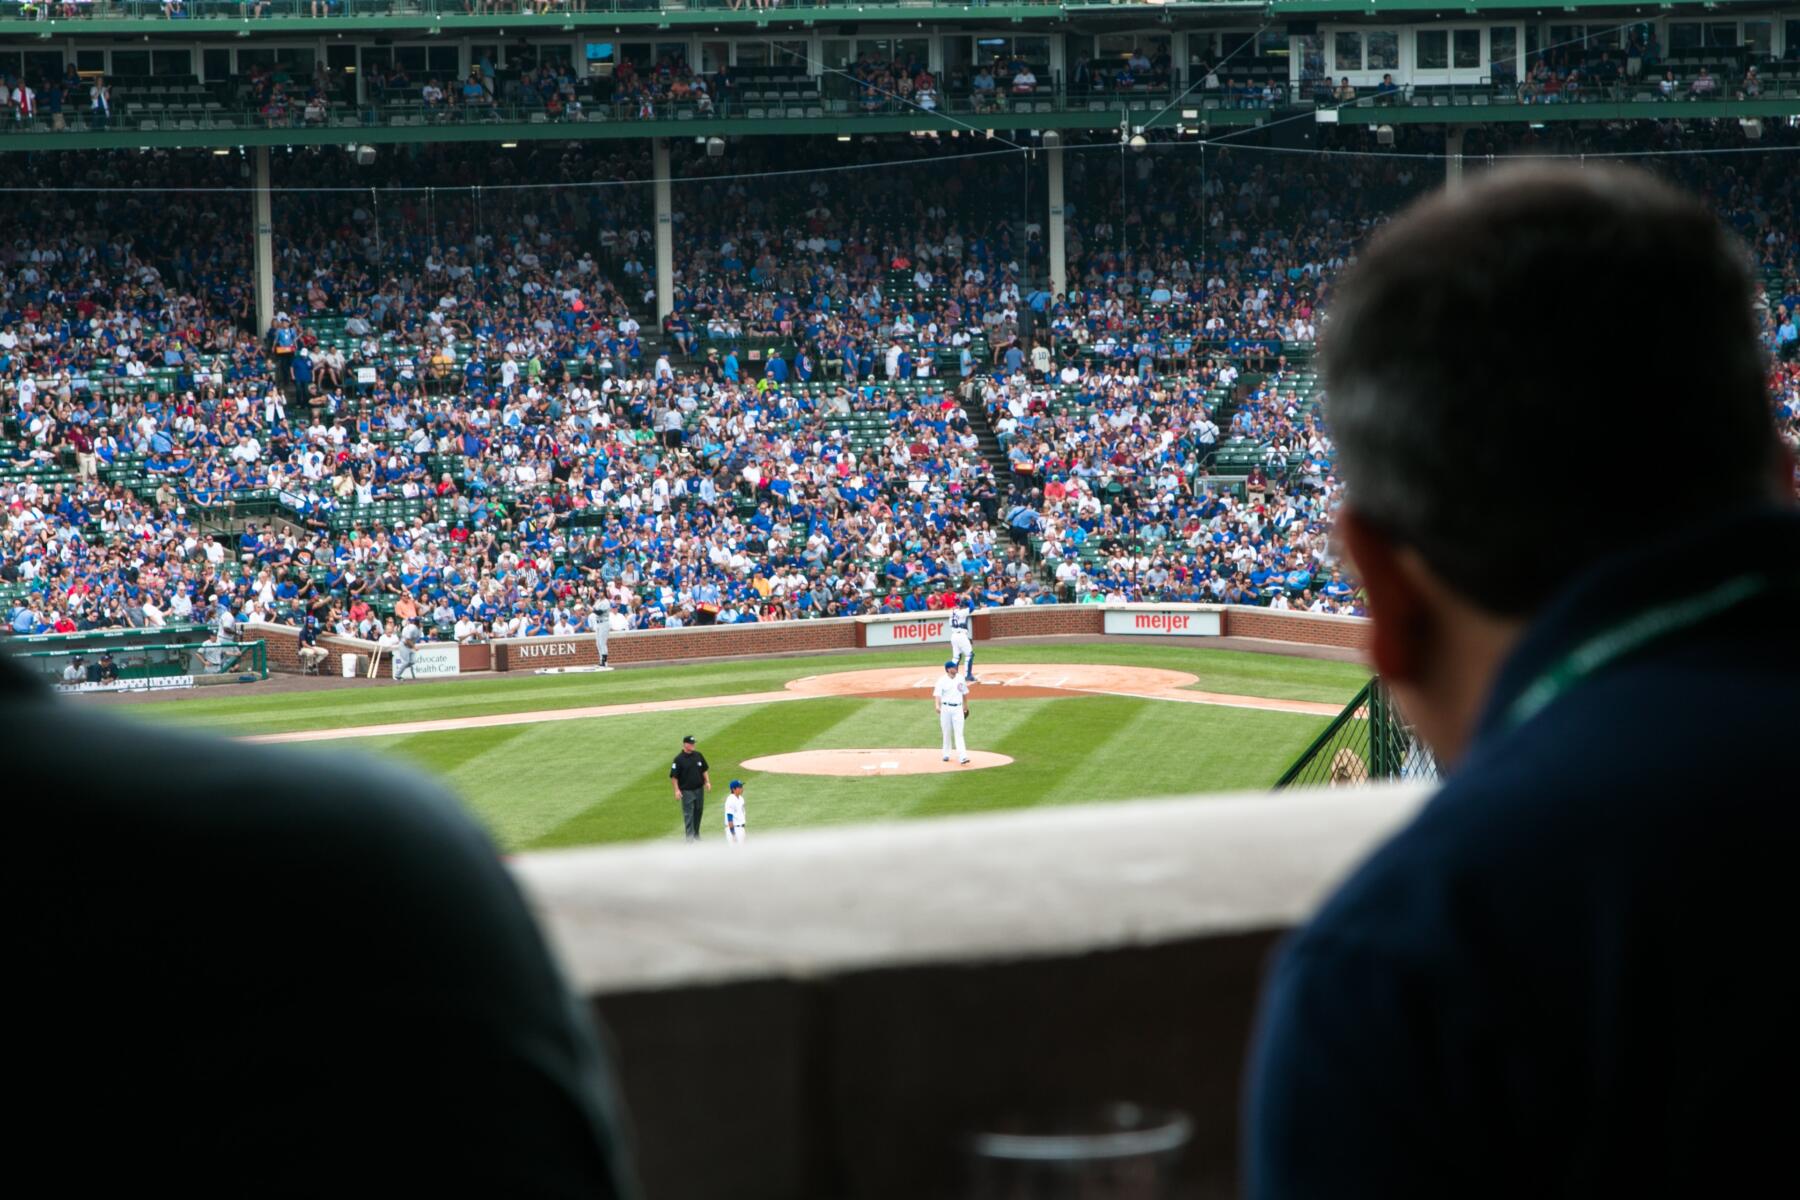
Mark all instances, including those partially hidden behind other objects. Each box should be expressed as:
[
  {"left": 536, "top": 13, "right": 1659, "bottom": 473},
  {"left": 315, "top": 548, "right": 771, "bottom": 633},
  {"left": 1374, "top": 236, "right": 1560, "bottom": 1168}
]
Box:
[
  {"left": 525, "top": 698, "right": 870, "bottom": 849},
  {"left": 1033, "top": 697, "right": 1168, "bottom": 808},
  {"left": 896, "top": 698, "right": 1070, "bottom": 820},
  {"left": 116, "top": 644, "right": 1371, "bottom": 736},
  {"left": 349, "top": 691, "right": 1337, "bottom": 851}
]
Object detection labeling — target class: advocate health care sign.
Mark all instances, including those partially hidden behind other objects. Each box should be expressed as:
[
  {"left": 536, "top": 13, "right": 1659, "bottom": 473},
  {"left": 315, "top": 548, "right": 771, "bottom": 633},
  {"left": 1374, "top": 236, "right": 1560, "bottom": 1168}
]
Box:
[{"left": 1103, "top": 607, "right": 1222, "bottom": 637}]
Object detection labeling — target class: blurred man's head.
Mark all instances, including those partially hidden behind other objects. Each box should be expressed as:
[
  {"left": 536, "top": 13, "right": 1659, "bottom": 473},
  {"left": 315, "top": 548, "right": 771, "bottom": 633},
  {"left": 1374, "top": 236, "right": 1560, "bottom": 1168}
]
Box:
[{"left": 1325, "top": 164, "right": 1791, "bottom": 764}]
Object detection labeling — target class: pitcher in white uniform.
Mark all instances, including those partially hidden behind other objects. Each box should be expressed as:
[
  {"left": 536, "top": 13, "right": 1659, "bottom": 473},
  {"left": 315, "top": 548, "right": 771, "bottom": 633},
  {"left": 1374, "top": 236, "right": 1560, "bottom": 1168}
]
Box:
[{"left": 933, "top": 660, "right": 971, "bottom": 764}]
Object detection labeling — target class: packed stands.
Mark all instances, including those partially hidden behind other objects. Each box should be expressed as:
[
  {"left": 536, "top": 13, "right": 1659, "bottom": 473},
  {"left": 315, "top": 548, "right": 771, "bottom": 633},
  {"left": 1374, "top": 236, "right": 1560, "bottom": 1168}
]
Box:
[{"left": 5, "top": 123, "right": 1797, "bottom": 639}]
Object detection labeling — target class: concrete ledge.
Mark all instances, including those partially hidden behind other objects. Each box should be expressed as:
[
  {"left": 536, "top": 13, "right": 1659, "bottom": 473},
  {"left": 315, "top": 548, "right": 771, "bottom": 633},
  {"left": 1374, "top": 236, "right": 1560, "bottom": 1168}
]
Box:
[{"left": 513, "top": 786, "right": 1428, "bottom": 1199}]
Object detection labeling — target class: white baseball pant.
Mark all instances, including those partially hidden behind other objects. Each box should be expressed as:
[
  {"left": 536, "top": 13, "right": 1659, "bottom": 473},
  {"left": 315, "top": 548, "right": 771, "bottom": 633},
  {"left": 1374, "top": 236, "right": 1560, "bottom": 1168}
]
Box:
[
  {"left": 939, "top": 703, "right": 967, "bottom": 759},
  {"left": 950, "top": 630, "right": 974, "bottom": 671}
]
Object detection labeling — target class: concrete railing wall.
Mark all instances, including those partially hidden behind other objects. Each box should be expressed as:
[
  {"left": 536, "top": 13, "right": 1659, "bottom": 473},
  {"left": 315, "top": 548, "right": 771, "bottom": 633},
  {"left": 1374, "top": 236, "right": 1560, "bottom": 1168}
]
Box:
[{"left": 513, "top": 786, "right": 1429, "bottom": 1200}]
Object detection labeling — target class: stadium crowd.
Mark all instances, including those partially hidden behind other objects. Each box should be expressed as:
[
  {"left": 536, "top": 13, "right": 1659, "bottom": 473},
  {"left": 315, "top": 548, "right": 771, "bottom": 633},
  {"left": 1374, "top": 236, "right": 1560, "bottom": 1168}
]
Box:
[{"left": 4, "top": 126, "right": 1796, "bottom": 642}]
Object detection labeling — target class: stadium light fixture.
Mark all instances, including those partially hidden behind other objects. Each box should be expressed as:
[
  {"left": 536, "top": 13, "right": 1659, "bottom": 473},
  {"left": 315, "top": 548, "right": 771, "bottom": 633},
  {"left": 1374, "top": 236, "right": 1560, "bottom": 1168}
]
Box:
[
  {"left": 212, "top": 148, "right": 230, "bottom": 156},
  {"left": 501, "top": 142, "right": 519, "bottom": 149},
  {"left": 836, "top": 135, "right": 851, "bottom": 142}
]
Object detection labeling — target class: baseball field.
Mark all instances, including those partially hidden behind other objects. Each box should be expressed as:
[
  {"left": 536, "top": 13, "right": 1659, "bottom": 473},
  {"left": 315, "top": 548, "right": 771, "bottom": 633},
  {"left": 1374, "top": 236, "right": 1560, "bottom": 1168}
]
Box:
[{"left": 112, "top": 642, "right": 1368, "bottom": 852}]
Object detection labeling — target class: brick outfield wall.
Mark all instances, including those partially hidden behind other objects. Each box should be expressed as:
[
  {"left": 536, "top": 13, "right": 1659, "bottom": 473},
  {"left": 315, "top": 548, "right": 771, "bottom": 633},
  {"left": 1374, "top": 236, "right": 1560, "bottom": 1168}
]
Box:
[
  {"left": 1219, "top": 607, "right": 1372, "bottom": 652},
  {"left": 249, "top": 607, "right": 1366, "bottom": 676}
]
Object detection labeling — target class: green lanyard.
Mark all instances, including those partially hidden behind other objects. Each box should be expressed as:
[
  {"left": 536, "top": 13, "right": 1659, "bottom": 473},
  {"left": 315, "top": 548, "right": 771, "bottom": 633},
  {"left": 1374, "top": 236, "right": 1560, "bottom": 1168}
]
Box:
[{"left": 1501, "top": 572, "right": 1778, "bottom": 732}]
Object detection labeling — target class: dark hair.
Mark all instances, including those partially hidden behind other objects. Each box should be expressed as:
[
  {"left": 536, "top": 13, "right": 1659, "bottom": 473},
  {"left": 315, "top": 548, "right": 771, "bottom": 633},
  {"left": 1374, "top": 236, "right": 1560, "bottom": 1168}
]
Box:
[{"left": 1323, "top": 163, "right": 1779, "bottom": 615}]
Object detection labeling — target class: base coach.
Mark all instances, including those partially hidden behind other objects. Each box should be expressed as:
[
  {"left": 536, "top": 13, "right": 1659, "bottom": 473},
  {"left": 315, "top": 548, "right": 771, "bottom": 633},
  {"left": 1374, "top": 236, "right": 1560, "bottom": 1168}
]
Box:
[{"left": 669, "top": 734, "right": 711, "bottom": 842}]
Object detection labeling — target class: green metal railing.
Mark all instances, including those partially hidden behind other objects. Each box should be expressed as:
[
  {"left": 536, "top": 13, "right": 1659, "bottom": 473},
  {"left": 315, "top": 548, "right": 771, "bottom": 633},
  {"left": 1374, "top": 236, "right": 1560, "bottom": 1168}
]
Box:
[
  {"left": 1273, "top": 677, "right": 1438, "bottom": 789},
  {"left": 6, "top": 637, "right": 270, "bottom": 688},
  {"left": 0, "top": 86, "right": 1274, "bottom": 138}
]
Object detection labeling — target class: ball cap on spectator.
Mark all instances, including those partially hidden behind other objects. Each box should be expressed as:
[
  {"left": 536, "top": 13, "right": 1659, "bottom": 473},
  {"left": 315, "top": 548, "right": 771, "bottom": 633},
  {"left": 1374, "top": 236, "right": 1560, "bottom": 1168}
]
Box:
[
  {"left": 682, "top": 735, "right": 696, "bottom": 745},
  {"left": 729, "top": 780, "right": 743, "bottom": 790}
]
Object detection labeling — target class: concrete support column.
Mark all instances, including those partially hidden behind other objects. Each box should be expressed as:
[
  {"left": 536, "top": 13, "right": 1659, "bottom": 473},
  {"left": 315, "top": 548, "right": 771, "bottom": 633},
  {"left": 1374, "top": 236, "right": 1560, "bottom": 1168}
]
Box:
[
  {"left": 253, "top": 145, "right": 274, "bottom": 338},
  {"left": 1046, "top": 139, "right": 1067, "bottom": 299},
  {"left": 653, "top": 137, "right": 673, "bottom": 323},
  {"left": 1445, "top": 126, "right": 1465, "bottom": 192}
]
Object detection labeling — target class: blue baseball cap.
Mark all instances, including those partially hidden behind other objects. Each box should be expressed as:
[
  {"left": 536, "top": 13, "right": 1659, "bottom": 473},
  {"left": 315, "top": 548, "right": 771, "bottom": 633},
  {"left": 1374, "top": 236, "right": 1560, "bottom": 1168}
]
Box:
[
  {"left": 729, "top": 779, "right": 743, "bottom": 790},
  {"left": 944, "top": 660, "right": 957, "bottom": 670}
]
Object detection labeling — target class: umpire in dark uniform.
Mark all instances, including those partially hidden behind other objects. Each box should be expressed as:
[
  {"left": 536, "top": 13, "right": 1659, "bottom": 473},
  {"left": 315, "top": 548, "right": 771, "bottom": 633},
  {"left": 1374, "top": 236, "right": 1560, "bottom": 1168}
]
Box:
[
  {"left": 1246, "top": 165, "right": 1800, "bottom": 1198},
  {"left": 669, "top": 734, "right": 710, "bottom": 842}
]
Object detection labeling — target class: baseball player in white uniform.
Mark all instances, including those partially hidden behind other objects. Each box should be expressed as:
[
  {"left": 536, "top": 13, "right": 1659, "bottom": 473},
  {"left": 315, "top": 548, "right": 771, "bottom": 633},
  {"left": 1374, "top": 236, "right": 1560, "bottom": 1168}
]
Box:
[
  {"left": 933, "top": 660, "right": 971, "bottom": 764},
  {"left": 587, "top": 599, "right": 612, "bottom": 669},
  {"left": 724, "top": 779, "right": 747, "bottom": 845},
  {"left": 949, "top": 596, "right": 977, "bottom": 681}
]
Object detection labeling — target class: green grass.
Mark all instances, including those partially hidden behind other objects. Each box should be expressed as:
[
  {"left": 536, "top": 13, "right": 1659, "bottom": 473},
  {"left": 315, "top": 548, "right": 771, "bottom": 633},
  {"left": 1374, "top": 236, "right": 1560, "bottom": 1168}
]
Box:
[
  {"left": 116, "top": 644, "right": 1366, "bottom": 852},
  {"left": 119, "top": 643, "right": 1368, "bottom": 737},
  {"left": 354, "top": 694, "right": 1331, "bottom": 851}
]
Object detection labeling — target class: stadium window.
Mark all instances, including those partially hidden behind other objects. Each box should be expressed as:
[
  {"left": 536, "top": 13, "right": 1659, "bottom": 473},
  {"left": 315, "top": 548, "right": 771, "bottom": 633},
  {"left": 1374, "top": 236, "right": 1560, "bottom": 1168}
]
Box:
[
  {"left": 392, "top": 46, "right": 427, "bottom": 74},
  {"left": 1366, "top": 30, "right": 1399, "bottom": 72},
  {"left": 0, "top": 52, "right": 20, "bottom": 82},
  {"left": 1257, "top": 29, "right": 1288, "bottom": 59},
  {"left": 24, "top": 50, "right": 62, "bottom": 83},
  {"left": 427, "top": 47, "right": 458, "bottom": 74},
  {"left": 1743, "top": 21, "right": 1772, "bottom": 57},
  {"left": 1294, "top": 33, "right": 1325, "bottom": 87},
  {"left": 75, "top": 50, "right": 105, "bottom": 74},
  {"left": 734, "top": 41, "right": 768, "bottom": 67},
  {"left": 152, "top": 50, "right": 192, "bottom": 78},
  {"left": 203, "top": 48, "right": 230, "bottom": 82},
  {"left": 1489, "top": 27, "right": 1519, "bottom": 85},
  {"left": 1548, "top": 26, "right": 1584, "bottom": 53},
  {"left": 1334, "top": 32, "right": 1362, "bottom": 73},
  {"left": 1416, "top": 30, "right": 1449, "bottom": 72},
  {"left": 1220, "top": 29, "right": 1258, "bottom": 60},
  {"left": 1669, "top": 23, "right": 1704, "bottom": 53},
  {"left": 818, "top": 39, "right": 850, "bottom": 71},
  {"left": 110, "top": 50, "right": 150, "bottom": 78},
  {"left": 1096, "top": 33, "right": 1168, "bottom": 68},
  {"left": 1453, "top": 30, "right": 1481, "bottom": 70},
  {"left": 1787, "top": 20, "right": 1800, "bottom": 57},
  {"left": 1704, "top": 22, "right": 1739, "bottom": 50},
  {"left": 239, "top": 47, "right": 317, "bottom": 80}
]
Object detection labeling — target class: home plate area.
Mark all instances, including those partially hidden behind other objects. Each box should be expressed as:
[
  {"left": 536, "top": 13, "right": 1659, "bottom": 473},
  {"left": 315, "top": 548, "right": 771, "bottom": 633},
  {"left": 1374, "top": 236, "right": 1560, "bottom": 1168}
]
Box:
[{"left": 739, "top": 749, "right": 1015, "bottom": 777}]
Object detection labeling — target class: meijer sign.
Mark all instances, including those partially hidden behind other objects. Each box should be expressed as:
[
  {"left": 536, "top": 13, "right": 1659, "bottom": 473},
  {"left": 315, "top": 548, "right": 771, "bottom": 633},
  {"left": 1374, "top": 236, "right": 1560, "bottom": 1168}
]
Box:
[
  {"left": 866, "top": 617, "right": 951, "bottom": 647},
  {"left": 1103, "top": 609, "right": 1222, "bottom": 637}
]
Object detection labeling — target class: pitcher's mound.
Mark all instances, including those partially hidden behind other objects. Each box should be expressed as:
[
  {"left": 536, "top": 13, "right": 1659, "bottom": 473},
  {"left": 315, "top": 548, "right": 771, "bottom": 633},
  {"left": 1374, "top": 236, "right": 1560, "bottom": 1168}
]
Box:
[{"left": 741, "top": 748, "right": 1014, "bottom": 777}]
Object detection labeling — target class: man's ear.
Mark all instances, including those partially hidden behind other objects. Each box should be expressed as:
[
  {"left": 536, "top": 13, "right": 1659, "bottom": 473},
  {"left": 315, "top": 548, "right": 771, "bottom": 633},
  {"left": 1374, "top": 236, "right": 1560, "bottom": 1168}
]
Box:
[{"left": 1336, "top": 507, "right": 1432, "bottom": 686}]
